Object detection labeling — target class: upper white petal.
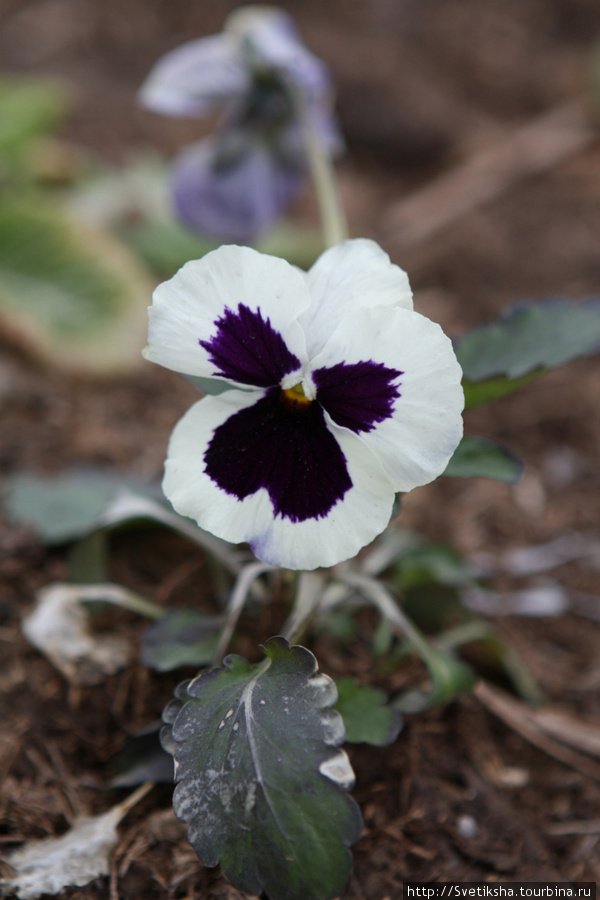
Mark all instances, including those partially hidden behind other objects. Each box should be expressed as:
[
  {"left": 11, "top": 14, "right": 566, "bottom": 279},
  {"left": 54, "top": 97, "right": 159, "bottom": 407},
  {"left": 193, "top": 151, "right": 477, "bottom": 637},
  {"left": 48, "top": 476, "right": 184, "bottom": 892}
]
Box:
[
  {"left": 139, "top": 35, "right": 248, "bottom": 118},
  {"left": 144, "top": 245, "right": 311, "bottom": 385},
  {"left": 312, "top": 305, "right": 464, "bottom": 491},
  {"left": 301, "top": 239, "right": 413, "bottom": 360}
]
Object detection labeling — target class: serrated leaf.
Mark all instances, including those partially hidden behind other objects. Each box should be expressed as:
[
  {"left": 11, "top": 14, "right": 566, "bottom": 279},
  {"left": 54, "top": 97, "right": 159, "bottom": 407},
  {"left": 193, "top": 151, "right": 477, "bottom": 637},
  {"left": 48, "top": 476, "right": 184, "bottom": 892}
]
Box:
[
  {"left": 162, "top": 636, "right": 362, "bottom": 900},
  {"left": 456, "top": 298, "right": 600, "bottom": 408},
  {"left": 140, "top": 610, "right": 223, "bottom": 672},
  {"left": 0, "top": 78, "right": 69, "bottom": 164},
  {"left": 443, "top": 436, "right": 523, "bottom": 483},
  {"left": 334, "top": 678, "right": 402, "bottom": 746},
  {"left": 0, "top": 199, "right": 152, "bottom": 375}
]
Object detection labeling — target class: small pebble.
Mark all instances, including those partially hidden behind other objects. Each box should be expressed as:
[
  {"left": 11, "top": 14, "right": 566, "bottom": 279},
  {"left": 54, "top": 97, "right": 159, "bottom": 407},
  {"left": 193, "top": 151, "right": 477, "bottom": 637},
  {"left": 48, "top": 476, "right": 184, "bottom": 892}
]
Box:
[{"left": 456, "top": 814, "right": 479, "bottom": 839}]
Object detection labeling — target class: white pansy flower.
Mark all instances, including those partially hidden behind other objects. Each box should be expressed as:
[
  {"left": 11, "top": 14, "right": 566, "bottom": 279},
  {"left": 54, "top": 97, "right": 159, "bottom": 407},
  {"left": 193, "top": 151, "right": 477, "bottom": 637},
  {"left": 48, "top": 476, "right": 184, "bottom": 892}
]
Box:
[{"left": 145, "top": 239, "right": 464, "bottom": 570}]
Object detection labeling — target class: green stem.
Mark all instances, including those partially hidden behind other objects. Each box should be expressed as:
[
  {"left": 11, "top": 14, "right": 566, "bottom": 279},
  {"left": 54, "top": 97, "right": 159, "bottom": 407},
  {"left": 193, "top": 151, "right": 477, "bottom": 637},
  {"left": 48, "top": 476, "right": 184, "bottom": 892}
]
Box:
[
  {"left": 281, "top": 571, "right": 326, "bottom": 644},
  {"left": 288, "top": 81, "right": 348, "bottom": 248},
  {"left": 211, "top": 562, "right": 274, "bottom": 664},
  {"left": 77, "top": 583, "right": 164, "bottom": 620},
  {"left": 338, "top": 571, "right": 439, "bottom": 666}
]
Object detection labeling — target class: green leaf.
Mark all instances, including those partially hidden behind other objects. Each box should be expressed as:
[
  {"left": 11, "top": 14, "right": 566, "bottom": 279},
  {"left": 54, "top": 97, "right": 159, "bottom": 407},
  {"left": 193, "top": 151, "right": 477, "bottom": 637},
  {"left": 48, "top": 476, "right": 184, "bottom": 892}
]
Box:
[
  {"left": 2, "top": 469, "right": 240, "bottom": 576},
  {"left": 3, "top": 472, "right": 129, "bottom": 544},
  {"left": 110, "top": 724, "right": 174, "bottom": 788},
  {"left": 67, "top": 531, "right": 109, "bottom": 584},
  {"left": 462, "top": 370, "right": 540, "bottom": 409},
  {"left": 456, "top": 298, "right": 600, "bottom": 409},
  {"left": 120, "top": 216, "right": 324, "bottom": 279},
  {"left": 394, "top": 643, "right": 477, "bottom": 714},
  {"left": 140, "top": 610, "right": 223, "bottom": 672},
  {"left": 162, "top": 637, "right": 362, "bottom": 900},
  {"left": 257, "top": 221, "right": 323, "bottom": 270},
  {"left": 443, "top": 436, "right": 523, "bottom": 483},
  {"left": 0, "top": 77, "right": 69, "bottom": 164},
  {"left": 393, "top": 542, "right": 474, "bottom": 589},
  {"left": 0, "top": 199, "right": 152, "bottom": 375},
  {"left": 2, "top": 471, "right": 161, "bottom": 544},
  {"left": 334, "top": 678, "right": 402, "bottom": 746},
  {"left": 117, "top": 219, "right": 216, "bottom": 278}
]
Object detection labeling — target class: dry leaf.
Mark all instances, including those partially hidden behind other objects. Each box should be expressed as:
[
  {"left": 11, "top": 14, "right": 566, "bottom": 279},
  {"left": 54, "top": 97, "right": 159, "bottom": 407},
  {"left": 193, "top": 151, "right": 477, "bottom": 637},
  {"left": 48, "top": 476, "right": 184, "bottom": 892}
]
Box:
[
  {"left": 1, "top": 786, "right": 152, "bottom": 899},
  {"left": 22, "top": 582, "right": 131, "bottom": 685}
]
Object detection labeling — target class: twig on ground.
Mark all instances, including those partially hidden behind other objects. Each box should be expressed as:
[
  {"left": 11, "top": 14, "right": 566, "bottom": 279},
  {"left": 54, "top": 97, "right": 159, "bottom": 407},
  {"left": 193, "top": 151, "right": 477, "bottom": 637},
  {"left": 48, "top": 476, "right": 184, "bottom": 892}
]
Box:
[
  {"left": 382, "top": 100, "right": 597, "bottom": 252},
  {"left": 474, "top": 680, "right": 600, "bottom": 782}
]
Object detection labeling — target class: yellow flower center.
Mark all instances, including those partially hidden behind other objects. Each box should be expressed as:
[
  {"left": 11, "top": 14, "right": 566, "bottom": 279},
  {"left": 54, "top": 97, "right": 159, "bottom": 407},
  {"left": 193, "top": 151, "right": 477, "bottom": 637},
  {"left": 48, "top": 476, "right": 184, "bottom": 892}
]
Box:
[{"left": 281, "top": 381, "right": 312, "bottom": 410}]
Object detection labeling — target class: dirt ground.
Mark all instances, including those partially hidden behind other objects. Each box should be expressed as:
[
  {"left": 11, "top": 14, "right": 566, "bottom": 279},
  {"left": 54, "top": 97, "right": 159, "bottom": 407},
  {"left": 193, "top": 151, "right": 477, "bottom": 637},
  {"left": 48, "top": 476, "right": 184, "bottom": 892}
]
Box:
[{"left": 2, "top": 0, "right": 600, "bottom": 897}]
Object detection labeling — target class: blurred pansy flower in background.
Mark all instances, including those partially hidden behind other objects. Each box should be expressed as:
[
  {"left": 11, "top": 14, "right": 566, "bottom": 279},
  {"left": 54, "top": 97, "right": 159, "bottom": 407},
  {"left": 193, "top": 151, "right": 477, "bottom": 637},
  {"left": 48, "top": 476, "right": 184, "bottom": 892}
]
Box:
[
  {"left": 144, "top": 239, "right": 464, "bottom": 570},
  {"left": 140, "top": 6, "right": 342, "bottom": 243}
]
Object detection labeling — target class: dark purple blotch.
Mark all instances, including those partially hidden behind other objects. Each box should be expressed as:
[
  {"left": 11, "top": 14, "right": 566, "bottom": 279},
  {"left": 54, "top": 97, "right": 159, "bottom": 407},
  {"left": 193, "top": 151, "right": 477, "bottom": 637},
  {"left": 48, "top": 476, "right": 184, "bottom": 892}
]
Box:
[
  {"left": 204, "top": 388, "right": 351, "bottom": 522},
  {"left": 200, "top": 303, "right": 301, "bottom": 388},
  {"left": 314, "top": 360, "right": 402, "bottom": 433}
]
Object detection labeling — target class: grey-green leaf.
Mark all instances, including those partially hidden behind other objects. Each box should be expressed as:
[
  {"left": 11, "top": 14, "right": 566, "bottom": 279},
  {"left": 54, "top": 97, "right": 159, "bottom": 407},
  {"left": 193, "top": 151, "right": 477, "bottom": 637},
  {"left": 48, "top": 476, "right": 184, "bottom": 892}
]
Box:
[
  {"left": 456, "top": 298, "right": 600, "bottom": 408},
  {"left": 162, "top": 637, "right": 362, "bottom": 900},
  {"left": 443, "top": 436, "right": 523, "bottom": 483},
  {"left": 140, "top": 610, "right": 223, "bottom": 672},
  {"left": 2, "top": 472, "right": 161, "bottom": 544},
  {"left": 3, "top": 472, "right": 131, "bottom": 544},
  {"left": 335, "top": 678, "right": 402, "bottom": 746}
]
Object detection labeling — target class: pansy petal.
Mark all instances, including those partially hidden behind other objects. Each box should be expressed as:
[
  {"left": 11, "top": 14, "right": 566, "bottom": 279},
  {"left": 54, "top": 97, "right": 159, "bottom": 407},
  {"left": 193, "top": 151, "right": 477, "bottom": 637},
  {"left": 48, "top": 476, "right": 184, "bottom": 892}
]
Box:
[
  {"left": 163, "top": 390, "right": 396, "bottom": 570},
  {"left": 170, "top": 137, "right": 306, "bottom": 244},
  {"left": 312, "top": 305, "right": 464, "bottom": 491},
  {"left": 227, "top": 7, "right": 332, "bottom": 103},
  {"left": 301, "top": 239, "right": 413, "bottom": 359},
  {"left": 144, "top": 244, "right": 310, "bottom": 386},
  {"left": 139, "top": 35, "right": 248, "bottom": 118}
]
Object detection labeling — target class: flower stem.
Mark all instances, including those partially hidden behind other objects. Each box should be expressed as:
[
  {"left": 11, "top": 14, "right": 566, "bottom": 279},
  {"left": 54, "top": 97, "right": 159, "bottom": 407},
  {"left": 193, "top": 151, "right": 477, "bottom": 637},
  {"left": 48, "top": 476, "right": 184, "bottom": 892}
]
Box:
[
  {"left": 77, "top": 583, "right": 164, "bottom": 620},
  {"left": 281, "top": 571, "right": 325, "bottom": 644},
  {"left": 288, "top": 82, "right": 348, "bottom": 248},
  {"left": 338, "top": 571, "right": 439, "bottom": 665},
  {"left": 211, "top": 562, "right": 274, "bottom": 664}
]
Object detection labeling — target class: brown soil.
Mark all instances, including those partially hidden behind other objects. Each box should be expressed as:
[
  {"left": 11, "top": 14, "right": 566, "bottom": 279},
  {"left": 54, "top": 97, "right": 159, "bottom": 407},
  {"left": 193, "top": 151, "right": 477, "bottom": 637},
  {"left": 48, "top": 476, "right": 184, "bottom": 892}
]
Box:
[{"left": 2, "top": 0, "right": 600, "bottom": 897}]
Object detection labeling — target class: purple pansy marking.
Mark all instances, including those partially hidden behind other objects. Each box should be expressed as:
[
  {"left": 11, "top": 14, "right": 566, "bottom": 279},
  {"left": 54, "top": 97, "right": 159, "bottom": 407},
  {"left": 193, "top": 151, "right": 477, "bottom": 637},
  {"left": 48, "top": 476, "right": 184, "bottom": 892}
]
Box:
[
  {"left": 199, "top": 303, "right": 301, "bottom": 387},
  {"left": 204, "top": 387, "right": 352, "bottom": 522},
  {"left": 314, "top": 360, "right": 402, "bottom": 433}
]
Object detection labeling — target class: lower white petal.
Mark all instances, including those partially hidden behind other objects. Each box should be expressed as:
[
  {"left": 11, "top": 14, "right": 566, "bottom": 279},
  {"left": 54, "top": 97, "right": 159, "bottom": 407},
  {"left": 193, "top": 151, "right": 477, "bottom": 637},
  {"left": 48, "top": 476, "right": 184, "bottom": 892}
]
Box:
[
  {"left": 251, "top": 430, "right": 395, "bottom": 570},
  {"left": 163, "top": 391, "right": 276, "bottom": 546},
  {"left": 162, "top": 390, "right": 396, "bottom": 571}
]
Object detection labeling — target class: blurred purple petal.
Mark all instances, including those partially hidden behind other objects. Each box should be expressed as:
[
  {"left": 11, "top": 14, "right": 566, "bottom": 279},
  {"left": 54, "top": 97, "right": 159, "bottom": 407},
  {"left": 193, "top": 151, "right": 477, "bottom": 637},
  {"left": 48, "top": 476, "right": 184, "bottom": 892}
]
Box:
[
  {"left": 227, "top": 7, "right": 333, "bottom": 103},
  {"left": 139, "top": 34, "right": 248, "bottom": 118},
  {"left": 171, "top": 137, "right": 305, "bottom": 243}
]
